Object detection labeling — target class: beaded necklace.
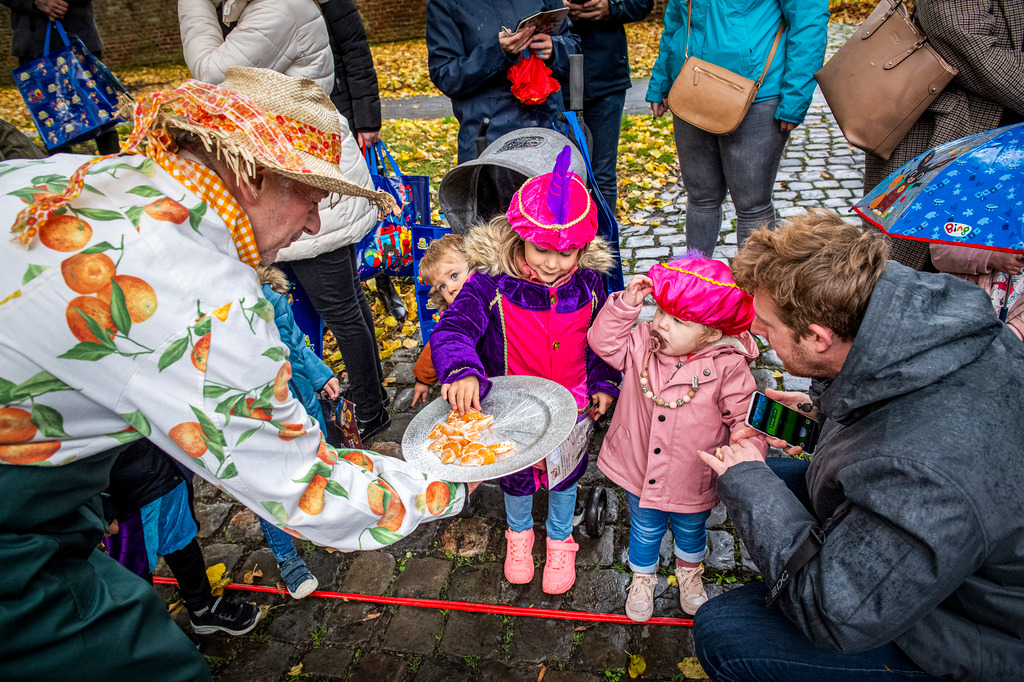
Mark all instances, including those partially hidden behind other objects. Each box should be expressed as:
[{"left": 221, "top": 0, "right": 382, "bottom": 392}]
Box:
[{"left": 639, "top": 348, "right": 699, "bottom": 408}]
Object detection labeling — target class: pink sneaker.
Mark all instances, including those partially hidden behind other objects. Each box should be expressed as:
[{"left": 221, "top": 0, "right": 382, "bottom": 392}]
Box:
[
  {"left": 542, "top": 535, "right": 579, "bottom": 594},
  {"left": 504, "top": 528, "right": 535, "bottom": 584}
]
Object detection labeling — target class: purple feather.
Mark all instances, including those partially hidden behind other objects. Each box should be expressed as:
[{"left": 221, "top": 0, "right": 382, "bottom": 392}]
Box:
[
  {"left": 678, "top": 248, "right": 704, "bottom": 260},
  {"left": 546, "top": 145, "right": 573, "bottom": 224}
]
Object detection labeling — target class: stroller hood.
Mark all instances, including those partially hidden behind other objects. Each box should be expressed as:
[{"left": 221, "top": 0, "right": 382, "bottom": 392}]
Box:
[{"left": 438, "top": 128, "right": 589, "bottom": 234}]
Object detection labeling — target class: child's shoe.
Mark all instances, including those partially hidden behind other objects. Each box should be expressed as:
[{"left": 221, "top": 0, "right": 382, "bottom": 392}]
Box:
[
  {"left": 625, "top": 572, "right": 658, "bottom": 622},
  {"left": 504, "top": 528, "right": 535, "bottom": 584},
  {"left": 542, "top": 535, "right": 579, "bottom": 594},
  {"left": 189, "top": 596, "right": 261, "bottom": 636},
  {"left": 280, "top": 556, "right": 319, "bottom": 599},
  {"left": 675, "top": 563, "right": 708, "bottom": 615}
]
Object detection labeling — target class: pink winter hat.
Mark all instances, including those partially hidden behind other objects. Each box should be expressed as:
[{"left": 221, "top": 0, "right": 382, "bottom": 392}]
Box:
[
  {"left": 649, "top": 257, "right": 755, "bottom": 336},
  {"left": 506, "top": 145, "right": 598, "bottom": 251}
]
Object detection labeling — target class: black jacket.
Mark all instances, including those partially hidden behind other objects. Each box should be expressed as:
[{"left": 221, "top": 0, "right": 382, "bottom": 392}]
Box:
[
  {"left": 105, "top": 439, "right": 187, "bottom": 520},
  {"left": 1, "top": 0, "right": 102, "bottom": 60},
  {"left": 321, "top": 0, "right": 381, "bottom": 133},
  {"left": 426, "top": 0, "right": 581, "bottom": 163},
  {"left": 571, "top": 0, "right": 652, "bottom": 101},
  {"left": 719, "top": 263, "right": 1024, "bottom": 681}
]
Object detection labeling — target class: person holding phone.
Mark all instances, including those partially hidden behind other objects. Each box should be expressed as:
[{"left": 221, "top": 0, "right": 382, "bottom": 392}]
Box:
[
  {"left": 693, "top": 209, "right": 1024, "bottom": 681},
  {"left": 426, "top": 0, "right": 581, "bottom": 163},
  {"left": 563, "top": 0, "right": 654, "bottom": 212}
]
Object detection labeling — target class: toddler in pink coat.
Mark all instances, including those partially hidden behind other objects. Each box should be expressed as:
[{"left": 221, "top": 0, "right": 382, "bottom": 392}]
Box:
[{"left": 588, "top": 256, "right": 767, "bottom": 621}]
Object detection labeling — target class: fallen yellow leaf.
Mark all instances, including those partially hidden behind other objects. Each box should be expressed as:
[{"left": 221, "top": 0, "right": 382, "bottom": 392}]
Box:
[
  {"left": 628, "top": 653, "right": 647, "bottom": 678},
  {"left": 667, "top": 574, "right": 679, "bottom": 587},
  {"left": 205, "top": 562, "right": 231, "bottom": 596},
  {"left": 678, "top": 658, "right": 710, "bottom": 679},
  {"left": 402, "top": 338, "right": 418, "bottom": 348},
  {"left": 287, "top": 663, "right": 304, "bottom": 676},
  {"left": 167, "top": 598, "right": 184, "bottom": 616}
]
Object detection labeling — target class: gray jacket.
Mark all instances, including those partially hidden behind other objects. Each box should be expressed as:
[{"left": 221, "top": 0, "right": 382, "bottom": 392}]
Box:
[{"left": 719, "top": 262, "right": 1024, "bottom": 681}]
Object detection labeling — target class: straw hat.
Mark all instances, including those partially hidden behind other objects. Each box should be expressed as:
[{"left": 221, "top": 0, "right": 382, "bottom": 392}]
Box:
[{"left": 130, "top": 66, "right": 395, "bottom": 215}]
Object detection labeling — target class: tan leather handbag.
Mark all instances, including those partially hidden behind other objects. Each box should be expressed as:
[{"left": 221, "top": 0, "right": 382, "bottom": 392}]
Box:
[
  {"left": 815, "top": 0, "right": 957, "bottom": 160},
  {"left": 667, "top": 1, "right": 785, "bottom": 135}
]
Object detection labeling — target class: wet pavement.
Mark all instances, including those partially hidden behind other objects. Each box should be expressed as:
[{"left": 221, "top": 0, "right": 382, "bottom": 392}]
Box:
[{"left": 174, "top": 22, "right": 862, "bottom": 682}]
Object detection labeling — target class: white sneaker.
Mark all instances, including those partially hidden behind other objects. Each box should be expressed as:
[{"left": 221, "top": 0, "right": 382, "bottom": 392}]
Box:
[
  {"left": 625, "top": 572, "right": 658, "bottom": 622},
  {"left": 675, "top": 564, "right": 708, "bottom": 615}
]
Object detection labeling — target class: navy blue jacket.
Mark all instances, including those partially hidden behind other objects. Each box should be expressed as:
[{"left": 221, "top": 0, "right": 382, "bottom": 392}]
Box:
[
  {"left": 1, "top": 0, "right": 102, "bottom": 60},
  {"left": 571, "top": 0, "right": 653, "bottom": 101},
  {"left": 426, "top": 0, "right": 581, "bottom": 163}
]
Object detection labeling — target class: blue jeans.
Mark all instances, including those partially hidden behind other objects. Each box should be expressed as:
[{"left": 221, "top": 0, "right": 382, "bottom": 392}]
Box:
[
  {"left": 625, "top": 491, "right": 710, "bottom": 571},
  {"left": 505, "top": 486, "right": 577, "bottom": 541},
  {"left": 583, "top": 89, "right": 627, "bottom": 212},
  {"left": 672, "top": 97, "right": 790, "bottom": 256},
  {"left": 694, "top": 457, "right": 943, "bottom": 682},
  {"left": 259, "top": 517, "right": 298, "bottom": 565},
  {"left": 695, "top": 583, "right": 945, "bottom": 681}
]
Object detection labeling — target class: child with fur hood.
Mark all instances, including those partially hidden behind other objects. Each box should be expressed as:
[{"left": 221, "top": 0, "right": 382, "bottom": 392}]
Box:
[
  {"left": 430, "top": 147, "right": 621, "bottom": 594},
  {"left": 588, "top": 257, "right": 767, "bottom": 621}
]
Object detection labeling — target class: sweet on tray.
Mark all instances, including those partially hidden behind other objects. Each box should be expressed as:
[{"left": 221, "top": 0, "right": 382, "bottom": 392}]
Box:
[{"left": 426, "top": 409, "right": 514, "bottom": 467}]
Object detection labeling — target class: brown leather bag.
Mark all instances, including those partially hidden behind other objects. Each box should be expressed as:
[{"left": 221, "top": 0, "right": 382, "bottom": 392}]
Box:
[
  {"left": 815, "top": 0, "right": 957, "bottom": 160},
  {"left": 667, "top": 1, "right": 785, "bottom": 135}
]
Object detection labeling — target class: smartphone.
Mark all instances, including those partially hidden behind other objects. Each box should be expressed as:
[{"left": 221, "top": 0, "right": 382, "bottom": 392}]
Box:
[
  {"left": 569, "top": 0, "right": 587, "bottom": 4},
  {"left": 744, "top": 391, "right": 820, "bottom": 454}
]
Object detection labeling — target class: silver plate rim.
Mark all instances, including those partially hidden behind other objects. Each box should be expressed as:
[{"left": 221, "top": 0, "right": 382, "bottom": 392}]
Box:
[{"left": 400, "top": 375, "right": 578, "bottom": 482}]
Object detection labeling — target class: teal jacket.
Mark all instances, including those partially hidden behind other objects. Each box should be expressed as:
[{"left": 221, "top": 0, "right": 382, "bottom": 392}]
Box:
[
  {"left": 646, "top": 0, "right": 829, "bottom": 125},
  {"left": 262, "top": 283, "right": 334, "bottom": 427}
]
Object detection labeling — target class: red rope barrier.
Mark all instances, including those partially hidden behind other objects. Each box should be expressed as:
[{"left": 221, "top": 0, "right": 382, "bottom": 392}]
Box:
[{"left": 152, "top": 576, "right": 694, "bottom": 627}]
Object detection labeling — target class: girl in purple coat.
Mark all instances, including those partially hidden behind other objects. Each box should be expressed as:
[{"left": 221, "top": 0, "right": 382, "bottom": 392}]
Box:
[{"left": 430, "top": 147, "right": 620, "bottom": 594}]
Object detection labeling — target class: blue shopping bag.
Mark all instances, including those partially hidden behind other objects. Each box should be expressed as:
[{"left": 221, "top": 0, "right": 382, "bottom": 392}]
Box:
[
  {"left": 12, "top": 20, "right": 129, "bottom": 150},
  {"left": 355, "top": 141, "right": 430, "bottom": 279}
]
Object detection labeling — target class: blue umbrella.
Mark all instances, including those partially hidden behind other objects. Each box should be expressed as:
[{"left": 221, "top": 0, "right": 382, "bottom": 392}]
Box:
[{"left": 853, "top": 122, "right": 1024, "bottom": 252}]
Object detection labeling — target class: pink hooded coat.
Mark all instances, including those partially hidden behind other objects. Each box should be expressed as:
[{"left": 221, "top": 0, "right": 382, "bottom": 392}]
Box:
[
  {"left": 930, "top": 244, "right": 1024, "bottom": 341},
  {"left": 588, "top": 292, "right": 767, "bottom": 513}
]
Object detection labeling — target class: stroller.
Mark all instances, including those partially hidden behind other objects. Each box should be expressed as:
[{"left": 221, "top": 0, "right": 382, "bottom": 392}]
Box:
[{"left": 437, "top": 53, "right": 625, "bottom": 295}]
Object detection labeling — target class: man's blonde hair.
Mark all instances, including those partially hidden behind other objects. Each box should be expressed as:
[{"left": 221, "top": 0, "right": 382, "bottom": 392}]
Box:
[{"left": 731, "top": 209, "right": 889, "bottom": 341}]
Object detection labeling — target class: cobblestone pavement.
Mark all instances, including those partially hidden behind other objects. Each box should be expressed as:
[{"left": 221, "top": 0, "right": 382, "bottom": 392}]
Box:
[{"left": 175, "top": 22, "right": 863, "bottom": 682}]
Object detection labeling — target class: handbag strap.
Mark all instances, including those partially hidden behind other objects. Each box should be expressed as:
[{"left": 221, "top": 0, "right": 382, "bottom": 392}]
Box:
[
  {"left": 683, "top": 1, "right": 786, "bottom": 88},
  {"left": 373, "top": 141, "right": 405, "bottom": 180},
  {"left": 43, "top": 20, "right": 71, "bottom": 55}
]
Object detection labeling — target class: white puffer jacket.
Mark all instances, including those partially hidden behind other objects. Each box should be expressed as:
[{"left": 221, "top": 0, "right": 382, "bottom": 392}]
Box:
[
  {"left": 179, "top": 0, "right": 377, "bottom": 260},
  {"left": 178, "top": 0, "right": 334, "bottom": 95},
  {"left": 276, "top": 113, "right": 378, "bottom": 262}
]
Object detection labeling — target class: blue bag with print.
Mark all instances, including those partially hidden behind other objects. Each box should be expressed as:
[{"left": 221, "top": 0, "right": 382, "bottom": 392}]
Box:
[{"left": 12, "top": 20, "right": 129, "bottom": 150}]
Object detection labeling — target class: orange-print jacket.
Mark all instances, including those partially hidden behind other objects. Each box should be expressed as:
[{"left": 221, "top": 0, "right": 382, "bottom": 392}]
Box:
[
  {"left": 0, "top": 154, "right": 464, "bottom": 550},
  {"left": 588, "top": 292, "right": 767, "bottom": 514}
]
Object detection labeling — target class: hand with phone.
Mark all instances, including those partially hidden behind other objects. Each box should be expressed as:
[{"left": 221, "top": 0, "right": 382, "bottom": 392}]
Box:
[
  {"left": 733, "top": 388, "right": 819, "bottom": 455},
  {"left": 564, "top": 0, "right": 610, "bottom": 21}
]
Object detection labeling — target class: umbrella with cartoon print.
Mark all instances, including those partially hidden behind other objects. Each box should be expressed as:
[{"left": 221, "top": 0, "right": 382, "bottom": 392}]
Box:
[{"left": 854, "top": 122, "right": 1024, "bottom": 319}]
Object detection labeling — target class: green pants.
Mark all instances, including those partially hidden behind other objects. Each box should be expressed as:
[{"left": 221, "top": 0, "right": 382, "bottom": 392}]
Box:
[{"left": 0, "top": 447, "right": 211, "bottom": 681}]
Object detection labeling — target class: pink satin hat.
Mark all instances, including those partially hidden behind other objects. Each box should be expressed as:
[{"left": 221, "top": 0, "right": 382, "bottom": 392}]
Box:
[
  {"left": 506, "top": 145, "right": 598, "bottom": 251},
  {"left": 649, "top": 257, "right": 755, "bottom": 336}
]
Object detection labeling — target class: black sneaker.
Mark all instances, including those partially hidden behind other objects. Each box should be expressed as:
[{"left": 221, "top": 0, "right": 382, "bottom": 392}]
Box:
[
  {"left": 357, "top": 408, "right": 392, "bottom": 442},
  {"left": 189, "top": 597, "right": 261, "bottom": 636}
]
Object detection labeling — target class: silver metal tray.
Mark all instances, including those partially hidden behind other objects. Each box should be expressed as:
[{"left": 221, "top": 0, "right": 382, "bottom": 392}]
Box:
[{"left": 401, "top": 375, "right": 578, "bottom": 482}]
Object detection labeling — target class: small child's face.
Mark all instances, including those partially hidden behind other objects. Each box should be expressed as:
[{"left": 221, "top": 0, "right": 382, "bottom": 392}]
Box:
[
  {"left": 523, "top": 241, "right": 580, "bottom": 285},
  {"left": 651, "top": 308, "right": 716, "bottom": 357},
  {"left": 431, "top": 254, "right": 470, "bottom": 306}
]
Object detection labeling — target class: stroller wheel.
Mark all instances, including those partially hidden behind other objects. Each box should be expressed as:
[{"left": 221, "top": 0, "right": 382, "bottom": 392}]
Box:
[{"left": 584, "top": 487, "right": 608, "bottom": 538}]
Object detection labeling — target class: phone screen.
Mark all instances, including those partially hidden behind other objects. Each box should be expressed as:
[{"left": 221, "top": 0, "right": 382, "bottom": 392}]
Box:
[{"left": 745, "top": 392, "right": 820, "bottom": 454}]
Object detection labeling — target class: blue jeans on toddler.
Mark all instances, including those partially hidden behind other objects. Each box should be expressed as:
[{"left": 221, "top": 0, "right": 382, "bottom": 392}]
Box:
[
  {"left": 259, "top": 517, "right": 298, "bottom": 564},
  {"left": 505, "top": 485, "right": 578, "bottom": 541},
  {"left": 625, "top": 490, "right": 711, "bottom": 572}
]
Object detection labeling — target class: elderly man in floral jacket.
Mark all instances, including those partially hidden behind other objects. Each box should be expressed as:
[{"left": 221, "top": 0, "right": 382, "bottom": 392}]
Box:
[{"left": 0, "top": 68, "right": 469, "bottom": 680}]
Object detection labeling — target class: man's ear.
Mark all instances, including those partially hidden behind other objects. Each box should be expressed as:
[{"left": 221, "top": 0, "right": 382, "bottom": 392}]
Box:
[
  {"left": 806, "top": 323, "right": 836, "bottom": 352},
  {"left": 234, "top": 167, "right": 267, "bottom": 205}
]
